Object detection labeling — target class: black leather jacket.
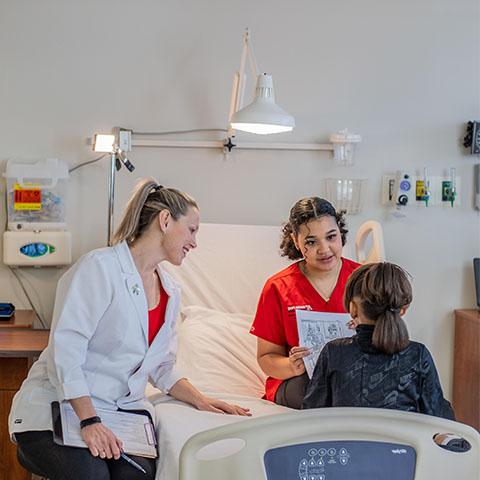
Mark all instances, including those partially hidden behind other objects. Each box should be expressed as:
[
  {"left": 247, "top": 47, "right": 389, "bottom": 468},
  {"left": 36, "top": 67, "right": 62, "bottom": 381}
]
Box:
[{"left": 302, "top": 325, "right": 455, "bottom": 420}]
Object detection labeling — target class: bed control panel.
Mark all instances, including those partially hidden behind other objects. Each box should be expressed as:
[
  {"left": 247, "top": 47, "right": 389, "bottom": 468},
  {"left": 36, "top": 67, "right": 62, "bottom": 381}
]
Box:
[{"left": 264, "top": 440, "right": 415, "bottom": 480}]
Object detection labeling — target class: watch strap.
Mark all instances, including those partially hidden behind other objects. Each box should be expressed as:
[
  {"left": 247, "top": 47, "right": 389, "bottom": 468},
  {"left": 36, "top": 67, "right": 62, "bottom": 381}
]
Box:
[{"left": 80, "top": 416, "right": 102, "bottom": 429}]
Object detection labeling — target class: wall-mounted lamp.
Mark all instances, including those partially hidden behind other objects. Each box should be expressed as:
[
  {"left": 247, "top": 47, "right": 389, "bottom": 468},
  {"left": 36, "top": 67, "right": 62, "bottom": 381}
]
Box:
[
  {"left": 228, "top": 29, "right": 295, "bottom": 136},
  {"left": 89, "top": 29, "right": 362, "bottom": 192},
  {"left": 93, "top": 134, "right": 116, "bottom": 153},
  {"left": 92, "top": 129, "right": 135, "bottom": 245},
  {"left": 230, "top": 73, "right": 295, "bottom": 134}
]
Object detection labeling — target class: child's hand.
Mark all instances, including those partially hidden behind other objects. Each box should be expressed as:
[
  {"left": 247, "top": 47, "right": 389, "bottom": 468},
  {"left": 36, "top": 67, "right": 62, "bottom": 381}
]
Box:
[
  {"left": 288, "top": 346, "right": 311, "bottom": 376},
  {"left": 346, "top": 319, "right": 357, "bottom": 330}
]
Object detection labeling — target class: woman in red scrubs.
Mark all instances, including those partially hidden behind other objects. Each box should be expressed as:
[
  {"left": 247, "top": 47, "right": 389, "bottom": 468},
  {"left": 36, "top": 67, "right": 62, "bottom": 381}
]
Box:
[{"left": 250, "top": 197, "right": 360, "bottom": 408}]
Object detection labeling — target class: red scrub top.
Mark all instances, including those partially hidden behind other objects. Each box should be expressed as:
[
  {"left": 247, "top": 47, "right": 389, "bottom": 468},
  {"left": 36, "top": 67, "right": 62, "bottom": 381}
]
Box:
[
  {"left": 148, "top": 280, "right": 169, "bottom": 346},
  {"left": 250, "top": 257, "right": 360, "bottom": 401}
]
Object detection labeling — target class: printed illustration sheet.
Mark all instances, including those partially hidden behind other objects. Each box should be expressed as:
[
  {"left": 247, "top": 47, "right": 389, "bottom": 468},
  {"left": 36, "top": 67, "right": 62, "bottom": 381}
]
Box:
[{"left": 296, "top": 310, "right": 354, "bottom": 378}]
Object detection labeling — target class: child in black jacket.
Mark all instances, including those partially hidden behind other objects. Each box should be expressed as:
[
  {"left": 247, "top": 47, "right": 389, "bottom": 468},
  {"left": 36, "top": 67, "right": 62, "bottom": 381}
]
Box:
[{"left": 302, "top": 262, "right": 454, "bottom": 420}]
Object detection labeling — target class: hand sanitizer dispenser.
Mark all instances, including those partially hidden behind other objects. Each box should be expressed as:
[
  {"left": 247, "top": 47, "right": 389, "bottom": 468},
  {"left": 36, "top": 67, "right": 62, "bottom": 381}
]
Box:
[{"left": 3, "top": 158, "right": 72, "bottom": 266}]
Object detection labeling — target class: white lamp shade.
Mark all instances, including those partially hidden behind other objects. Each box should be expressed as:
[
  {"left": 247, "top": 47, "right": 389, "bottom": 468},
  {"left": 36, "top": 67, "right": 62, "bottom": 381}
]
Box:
[{"left": 231, "top": 74, "right": 295, "bottom": 135}]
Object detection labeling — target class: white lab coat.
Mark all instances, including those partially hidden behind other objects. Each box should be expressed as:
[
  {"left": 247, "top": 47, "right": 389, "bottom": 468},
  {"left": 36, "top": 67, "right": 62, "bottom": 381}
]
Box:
[{"left": 9, "top": 241, "right": 184, "bottom": 436}]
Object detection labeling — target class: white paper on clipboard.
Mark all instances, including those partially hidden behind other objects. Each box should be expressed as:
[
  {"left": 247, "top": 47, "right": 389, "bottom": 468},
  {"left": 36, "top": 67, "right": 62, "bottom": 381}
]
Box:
[
  {"left": 296, "top": 310, "right": 354, "bottom": 378},
  {"left": 53, "top": 401, "right": 157, "bottom": 458}
]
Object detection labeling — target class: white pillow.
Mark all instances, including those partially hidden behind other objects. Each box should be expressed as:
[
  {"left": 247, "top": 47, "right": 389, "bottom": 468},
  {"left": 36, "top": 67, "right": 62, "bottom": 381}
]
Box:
[{"left": 175, "top": 305, "right": 266, "bottom": 398}]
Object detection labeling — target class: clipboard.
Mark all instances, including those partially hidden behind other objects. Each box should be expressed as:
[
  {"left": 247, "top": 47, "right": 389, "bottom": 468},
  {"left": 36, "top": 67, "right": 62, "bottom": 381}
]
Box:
[
  {"left": 52, "top": 401, "right": 65, "bottom": 446},
  {"left": 51, "top": 401, "right": 157, "bottom": 458}
]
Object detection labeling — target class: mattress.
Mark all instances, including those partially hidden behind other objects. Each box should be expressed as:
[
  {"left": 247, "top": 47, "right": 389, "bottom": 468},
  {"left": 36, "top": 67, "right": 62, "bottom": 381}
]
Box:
[{"left": 147, "top": 387, "right": 290, "bottom": 480}]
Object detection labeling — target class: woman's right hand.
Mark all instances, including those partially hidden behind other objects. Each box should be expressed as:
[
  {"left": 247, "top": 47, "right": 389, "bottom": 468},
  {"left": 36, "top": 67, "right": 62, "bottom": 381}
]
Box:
[
  {"left": 288, "top": 346, "right": 311, "bottom": 376},
  {"left": 80, "top": 423, "right": 123, "bottom": 460}
]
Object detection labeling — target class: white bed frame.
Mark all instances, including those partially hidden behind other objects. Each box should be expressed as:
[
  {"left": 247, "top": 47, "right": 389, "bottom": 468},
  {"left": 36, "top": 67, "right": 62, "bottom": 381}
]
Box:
[{"left": 179, "top": 408, "right": 479, "bottom": 480}]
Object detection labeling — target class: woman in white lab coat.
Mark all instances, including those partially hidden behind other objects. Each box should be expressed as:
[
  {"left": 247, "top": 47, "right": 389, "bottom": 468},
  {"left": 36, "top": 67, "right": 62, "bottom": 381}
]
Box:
[{"left": 8, "top": 179, "right": 250, "bottom": 480}]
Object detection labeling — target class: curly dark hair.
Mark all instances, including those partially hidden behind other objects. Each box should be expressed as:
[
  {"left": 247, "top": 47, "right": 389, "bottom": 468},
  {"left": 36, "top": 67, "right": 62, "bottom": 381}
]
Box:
[{"left": 280, "top": 197, "right": 348, "bottom": 260}]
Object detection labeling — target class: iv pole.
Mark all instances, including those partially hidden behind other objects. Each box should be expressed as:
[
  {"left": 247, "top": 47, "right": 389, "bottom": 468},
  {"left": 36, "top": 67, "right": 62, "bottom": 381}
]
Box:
[
  {"left": 107, "top": 152, "right": 116, "bottom": 246},
  {"left": 91, "top": 131, "right": 135, "bottom": 246}
]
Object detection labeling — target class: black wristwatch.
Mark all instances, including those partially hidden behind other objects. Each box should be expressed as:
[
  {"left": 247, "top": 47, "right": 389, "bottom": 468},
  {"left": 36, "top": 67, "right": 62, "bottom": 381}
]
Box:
[{"left": 80, "top": 416, "right": 102, "bottom": 429}]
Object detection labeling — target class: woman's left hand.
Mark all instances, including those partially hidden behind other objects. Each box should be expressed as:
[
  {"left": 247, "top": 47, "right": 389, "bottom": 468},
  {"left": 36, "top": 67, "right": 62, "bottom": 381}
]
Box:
[
  {"left": 196, "top": 397, "right": 252, "bottom": 416},
  {"left": 169, "top": 378, "right": 251, "bottom": 416}
]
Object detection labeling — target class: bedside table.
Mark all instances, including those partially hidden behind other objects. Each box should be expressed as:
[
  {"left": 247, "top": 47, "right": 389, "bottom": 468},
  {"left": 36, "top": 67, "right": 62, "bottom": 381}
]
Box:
[{"left": 0, "top": 311, "right": 49, "bottom": 480}]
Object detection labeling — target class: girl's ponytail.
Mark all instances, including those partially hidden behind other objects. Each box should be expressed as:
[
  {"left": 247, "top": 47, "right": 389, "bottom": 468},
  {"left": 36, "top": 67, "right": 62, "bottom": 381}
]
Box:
[
  {"left": 372, "top": 308, "right": 409, "bottom": 355},
  {"left": 344, "top": 262, "right": 412, "bottom": 355}
]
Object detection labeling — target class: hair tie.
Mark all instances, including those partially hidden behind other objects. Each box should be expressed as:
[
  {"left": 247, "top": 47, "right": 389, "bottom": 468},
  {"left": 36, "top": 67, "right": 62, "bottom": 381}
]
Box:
[
  {"left": 152, "top": 184, "right": 164, "bottom": 192},
  {"left": 388, "top": 307, "right": 400, "bottom": 314}
]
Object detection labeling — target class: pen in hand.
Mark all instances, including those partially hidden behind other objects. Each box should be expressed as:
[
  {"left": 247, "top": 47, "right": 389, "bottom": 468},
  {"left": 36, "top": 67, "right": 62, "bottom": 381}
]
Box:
[{"left": 120, "top": 451, "right": 147, "bottom": 475}]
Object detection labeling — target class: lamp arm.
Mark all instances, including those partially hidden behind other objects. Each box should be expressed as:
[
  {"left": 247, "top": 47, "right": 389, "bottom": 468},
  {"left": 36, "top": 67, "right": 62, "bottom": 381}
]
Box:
[
  {"left": 227, "top": 28, "right": 260, "bottom": 136},
  {"left": 245, "top": 31, "right": 258, "bottom": 78},
  {"left": 227, "top": 72, "right": 241, "bottom": 137}
]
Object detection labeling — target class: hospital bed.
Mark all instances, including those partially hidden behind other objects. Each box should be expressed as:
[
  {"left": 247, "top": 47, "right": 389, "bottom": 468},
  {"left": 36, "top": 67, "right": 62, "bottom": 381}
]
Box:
[{"left": 148, "top": 222, "right": 479, "bottom": 480}]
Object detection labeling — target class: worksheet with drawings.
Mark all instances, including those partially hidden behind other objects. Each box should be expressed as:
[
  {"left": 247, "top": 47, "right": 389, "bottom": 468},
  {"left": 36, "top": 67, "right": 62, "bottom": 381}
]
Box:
[
  {"left": 296, "top": 310, "right": 354, "bottom": 378},
  {"left": 52, "top": 401, "right": 157, "bottom": 458}
]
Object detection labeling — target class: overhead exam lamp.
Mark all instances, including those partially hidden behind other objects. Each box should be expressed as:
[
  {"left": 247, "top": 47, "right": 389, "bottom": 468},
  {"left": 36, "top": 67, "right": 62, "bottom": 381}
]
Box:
[
  {"left": 89, "top": 30, "right": 359, "bottom": 244},
  {"left": 92, "top": 131, "right": 136, "bottom": 246},
  {"left": 228, "top": 29, "right": 295, "bottom": 136},
  {"left": 91, "top": 29, "right": 360, "bottom": 160}
]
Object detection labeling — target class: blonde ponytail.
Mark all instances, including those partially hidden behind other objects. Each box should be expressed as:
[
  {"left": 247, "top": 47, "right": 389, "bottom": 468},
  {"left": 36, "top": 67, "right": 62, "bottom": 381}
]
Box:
[{"left": 112, "top": 178, "right": 197, "bottom": 245}]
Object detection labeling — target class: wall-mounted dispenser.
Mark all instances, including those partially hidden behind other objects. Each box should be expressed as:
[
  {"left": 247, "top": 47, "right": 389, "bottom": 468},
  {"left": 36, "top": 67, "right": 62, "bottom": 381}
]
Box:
[
  {"left": 324, "top": 178, "right": 367, "bottom": 214},
  {"left": 3, "top": 159, "right": 72, "bottom": 266},
  {"left": 329, "top": 130, "right": 362, "bottom": 166}
]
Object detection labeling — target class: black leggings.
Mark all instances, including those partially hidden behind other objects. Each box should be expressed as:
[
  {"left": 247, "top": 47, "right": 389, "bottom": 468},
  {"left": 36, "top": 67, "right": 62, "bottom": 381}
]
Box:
[
  {"left": 274, "top": 372, "right": 309, "bottom": 409},
  {"left": 15, "top": 430, "right": 156, "bottom": 480}
]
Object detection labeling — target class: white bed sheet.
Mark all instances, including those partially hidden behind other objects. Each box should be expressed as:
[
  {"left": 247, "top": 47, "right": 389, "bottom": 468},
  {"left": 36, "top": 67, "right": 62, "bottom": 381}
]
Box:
[{"left": 146, "top": 386, "right": 291, "bottom": 480}]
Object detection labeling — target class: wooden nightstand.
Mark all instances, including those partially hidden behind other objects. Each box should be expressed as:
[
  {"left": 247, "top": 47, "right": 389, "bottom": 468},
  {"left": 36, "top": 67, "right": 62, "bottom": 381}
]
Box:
[
  {"left": 453, "top": 309, "right": 480, "bottom": 431},
  {"left": 0, "top": 311, "right": 49, "bottom": 480},
  {"left": 0, "top": 310, "right": 37, "bottom": 329}
]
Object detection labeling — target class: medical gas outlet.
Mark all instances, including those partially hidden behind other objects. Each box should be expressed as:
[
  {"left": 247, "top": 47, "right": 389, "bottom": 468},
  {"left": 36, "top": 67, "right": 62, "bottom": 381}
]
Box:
[
  {"left": 382, "top": 171, "right": 461, "bottom": 208},
  {"left": 394, "top": 173, "right": 412, "bottom": 207}
]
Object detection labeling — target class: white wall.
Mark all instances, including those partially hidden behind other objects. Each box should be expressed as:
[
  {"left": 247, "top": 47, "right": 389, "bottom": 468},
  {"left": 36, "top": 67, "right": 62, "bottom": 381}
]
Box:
[{"left": 0, "top": 0, "right": 479, "bottom": 397}]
